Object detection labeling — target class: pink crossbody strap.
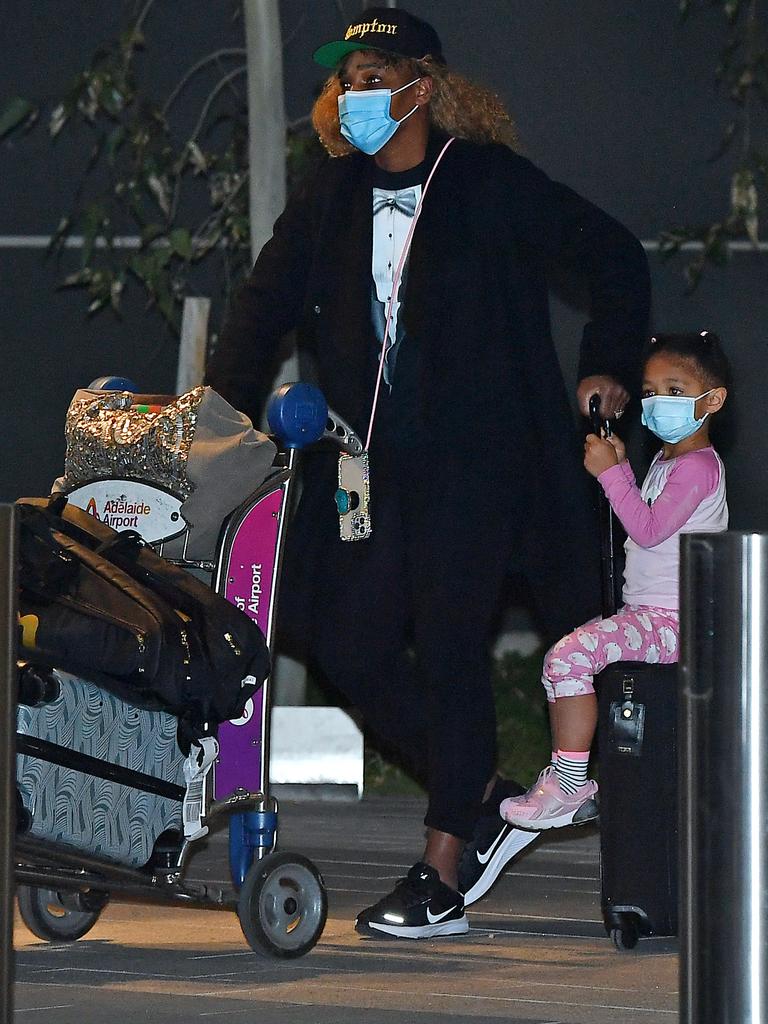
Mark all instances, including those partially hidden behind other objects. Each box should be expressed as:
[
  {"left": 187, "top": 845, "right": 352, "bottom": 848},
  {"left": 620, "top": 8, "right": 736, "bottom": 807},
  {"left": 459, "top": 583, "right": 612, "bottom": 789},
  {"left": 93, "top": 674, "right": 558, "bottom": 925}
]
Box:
[{"left": 364, "top": 136, "right": 456, "bottom": 452}]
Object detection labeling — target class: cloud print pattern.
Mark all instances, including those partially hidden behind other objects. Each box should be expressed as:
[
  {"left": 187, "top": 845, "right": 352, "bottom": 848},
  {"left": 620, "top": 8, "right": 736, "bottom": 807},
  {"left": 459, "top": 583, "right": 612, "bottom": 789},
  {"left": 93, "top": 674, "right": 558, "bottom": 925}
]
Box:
[{"left": 541, "top": 606, "right": 680, "bottom": 701}]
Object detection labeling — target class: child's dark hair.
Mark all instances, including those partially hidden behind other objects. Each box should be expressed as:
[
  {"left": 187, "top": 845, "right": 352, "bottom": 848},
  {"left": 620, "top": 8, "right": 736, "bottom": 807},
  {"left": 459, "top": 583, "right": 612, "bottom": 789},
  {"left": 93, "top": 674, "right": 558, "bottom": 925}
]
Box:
[{"left": 644, "top": 331, "right": 732, "bottom": 390}]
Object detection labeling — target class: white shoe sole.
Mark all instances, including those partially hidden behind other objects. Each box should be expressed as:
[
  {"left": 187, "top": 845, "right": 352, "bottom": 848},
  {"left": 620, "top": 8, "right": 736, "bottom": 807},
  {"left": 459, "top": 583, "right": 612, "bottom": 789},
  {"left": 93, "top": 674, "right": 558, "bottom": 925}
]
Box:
[
  {"left": 364, "top": 915, "right": 469, "bottom": 940},
  {"left": 503, "top": 802, "right": 598, "bottom": 831},
  {"left": 462, "top": 828, "right": 539, "bottom": 906}
]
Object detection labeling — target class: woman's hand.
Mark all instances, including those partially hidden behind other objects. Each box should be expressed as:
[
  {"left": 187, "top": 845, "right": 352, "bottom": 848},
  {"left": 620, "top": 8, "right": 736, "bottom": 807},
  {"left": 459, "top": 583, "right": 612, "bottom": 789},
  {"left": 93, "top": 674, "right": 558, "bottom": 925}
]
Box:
[
  {"left": 584, "top": 433, "right": 622, "bottom": 478},
  {"left": 576, "top": 375, "right": 629, "bottom": 420}
]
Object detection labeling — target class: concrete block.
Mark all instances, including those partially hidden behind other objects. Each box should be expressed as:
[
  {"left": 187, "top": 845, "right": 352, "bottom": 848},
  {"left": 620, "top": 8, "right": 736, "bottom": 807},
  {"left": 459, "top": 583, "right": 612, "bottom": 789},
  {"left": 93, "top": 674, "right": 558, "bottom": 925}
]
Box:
[{"left": 269, "top": 706, "right": 364, "bottom": 797}]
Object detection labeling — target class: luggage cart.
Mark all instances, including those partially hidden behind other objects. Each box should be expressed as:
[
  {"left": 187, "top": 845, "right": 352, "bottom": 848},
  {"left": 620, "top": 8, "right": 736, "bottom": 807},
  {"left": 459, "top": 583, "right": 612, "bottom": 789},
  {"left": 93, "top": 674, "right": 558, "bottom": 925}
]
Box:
[{"left": 14, "top": 381, "right": 359, "bottom": 958}]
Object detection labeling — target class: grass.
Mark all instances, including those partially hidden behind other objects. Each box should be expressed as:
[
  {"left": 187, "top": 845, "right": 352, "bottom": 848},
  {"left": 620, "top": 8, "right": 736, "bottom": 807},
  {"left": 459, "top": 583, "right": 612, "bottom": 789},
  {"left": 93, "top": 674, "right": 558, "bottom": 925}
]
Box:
[{"left": 363, "top": 648, "right": 551, "bottom": 795}]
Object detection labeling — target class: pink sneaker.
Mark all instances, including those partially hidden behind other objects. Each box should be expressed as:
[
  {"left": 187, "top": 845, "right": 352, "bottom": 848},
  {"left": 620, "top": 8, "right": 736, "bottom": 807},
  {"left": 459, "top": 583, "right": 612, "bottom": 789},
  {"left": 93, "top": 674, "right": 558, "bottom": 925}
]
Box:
[
  {"left": 500, "top": 770, "right": 598, "bottom": 831},
  {"left": 498, "top": 766, "right": 554, "bottom": 812}
]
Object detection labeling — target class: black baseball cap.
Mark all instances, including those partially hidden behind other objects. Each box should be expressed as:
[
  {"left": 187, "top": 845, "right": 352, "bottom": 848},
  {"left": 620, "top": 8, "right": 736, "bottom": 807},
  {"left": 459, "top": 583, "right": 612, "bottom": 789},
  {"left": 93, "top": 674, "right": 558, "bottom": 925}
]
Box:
[{"left": 313, "top": 7, "right": 445, "bottom": 69}]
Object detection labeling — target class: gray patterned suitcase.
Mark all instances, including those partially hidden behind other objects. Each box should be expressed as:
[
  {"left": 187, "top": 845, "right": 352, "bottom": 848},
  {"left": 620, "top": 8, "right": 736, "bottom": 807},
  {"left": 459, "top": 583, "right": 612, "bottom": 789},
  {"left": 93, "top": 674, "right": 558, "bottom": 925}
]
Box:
[{"left": 16, "top": 670, "right": 185, "bottom": 867}]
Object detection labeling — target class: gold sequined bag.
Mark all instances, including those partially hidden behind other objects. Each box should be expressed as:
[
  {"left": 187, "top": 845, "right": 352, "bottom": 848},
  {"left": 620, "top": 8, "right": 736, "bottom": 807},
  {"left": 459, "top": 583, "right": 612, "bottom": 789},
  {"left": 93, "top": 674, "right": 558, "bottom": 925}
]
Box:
[{"left": 53, "top": 386, "right": 276, "bottom": 559}]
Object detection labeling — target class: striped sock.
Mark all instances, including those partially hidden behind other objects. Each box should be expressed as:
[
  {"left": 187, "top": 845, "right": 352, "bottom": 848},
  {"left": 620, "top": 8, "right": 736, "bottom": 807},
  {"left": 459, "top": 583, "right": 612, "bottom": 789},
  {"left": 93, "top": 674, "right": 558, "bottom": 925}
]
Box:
[
  {"left": 550, "top": 751, "right": 558, "bottom": 769},
  {"left": 556, "top": 750, "right": 590, "bottom": 795}
]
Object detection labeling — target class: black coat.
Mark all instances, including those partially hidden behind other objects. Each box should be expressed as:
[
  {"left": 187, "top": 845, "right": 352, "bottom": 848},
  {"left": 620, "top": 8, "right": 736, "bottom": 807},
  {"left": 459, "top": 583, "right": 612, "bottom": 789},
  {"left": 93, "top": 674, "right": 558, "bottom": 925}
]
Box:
[{"left": 206, "top": 133, "right": 651, "bottom": 642}]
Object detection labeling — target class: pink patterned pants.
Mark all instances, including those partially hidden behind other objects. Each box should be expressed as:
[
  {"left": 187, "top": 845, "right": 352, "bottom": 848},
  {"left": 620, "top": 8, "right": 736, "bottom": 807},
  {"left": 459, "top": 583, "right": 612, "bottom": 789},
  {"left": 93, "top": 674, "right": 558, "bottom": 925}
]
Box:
[{"left": 541, "top": 604, "right": 680, "bottom": 702}]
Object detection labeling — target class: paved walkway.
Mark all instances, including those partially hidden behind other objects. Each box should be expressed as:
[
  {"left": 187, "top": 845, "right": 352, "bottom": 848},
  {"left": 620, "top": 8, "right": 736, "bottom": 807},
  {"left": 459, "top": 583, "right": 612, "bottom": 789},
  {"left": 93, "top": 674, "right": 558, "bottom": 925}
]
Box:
[{"left": 14, "top": 797, "right": 678, "bottom": 1023}]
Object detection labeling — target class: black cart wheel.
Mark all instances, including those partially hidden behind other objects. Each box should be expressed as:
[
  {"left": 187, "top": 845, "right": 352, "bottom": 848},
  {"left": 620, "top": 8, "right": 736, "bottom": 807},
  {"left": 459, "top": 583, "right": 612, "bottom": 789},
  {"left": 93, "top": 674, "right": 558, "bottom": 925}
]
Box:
[
  {"left": 610, "top": 919, "right": 640, "bottom": 952},
  {"left": 17, "top": 886, "right": 107, "bottom": 942},
  {"left": 237, "top": 851, "right": 327, "bottom": 958}
]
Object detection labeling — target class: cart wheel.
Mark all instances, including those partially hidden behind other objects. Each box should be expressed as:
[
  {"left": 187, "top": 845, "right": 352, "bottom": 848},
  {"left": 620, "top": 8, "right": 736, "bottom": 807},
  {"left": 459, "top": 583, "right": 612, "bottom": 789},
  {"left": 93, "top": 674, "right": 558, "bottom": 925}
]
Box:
[
  {"left": 17, "top": 886, "right": 107, "bottom": 942},
  {"left": 237, "top": 851, "right": 327, "bottom": 958},
  {"left": 610, "top": 919, "right": 640, "bottom": 952}
]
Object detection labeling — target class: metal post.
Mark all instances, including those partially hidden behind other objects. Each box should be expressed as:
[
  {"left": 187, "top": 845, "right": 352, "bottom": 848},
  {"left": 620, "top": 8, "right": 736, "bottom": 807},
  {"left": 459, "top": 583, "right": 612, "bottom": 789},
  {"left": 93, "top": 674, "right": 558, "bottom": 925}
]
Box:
[
  {"left": 0, "top": 505, "right": 18, "bottom": 1023},
  {"left": 680, "top": 532, "right": 768, "bottom": 1024},
  {"left": 176, "top": 296, "right": 210, "bottom": 395}
]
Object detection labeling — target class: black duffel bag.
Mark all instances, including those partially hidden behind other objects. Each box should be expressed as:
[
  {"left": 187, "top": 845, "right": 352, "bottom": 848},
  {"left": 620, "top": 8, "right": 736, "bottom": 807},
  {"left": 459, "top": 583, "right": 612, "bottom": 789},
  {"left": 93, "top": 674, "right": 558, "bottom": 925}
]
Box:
[{"left": 17, "top": 495, "right": 269, "bottom": 734}]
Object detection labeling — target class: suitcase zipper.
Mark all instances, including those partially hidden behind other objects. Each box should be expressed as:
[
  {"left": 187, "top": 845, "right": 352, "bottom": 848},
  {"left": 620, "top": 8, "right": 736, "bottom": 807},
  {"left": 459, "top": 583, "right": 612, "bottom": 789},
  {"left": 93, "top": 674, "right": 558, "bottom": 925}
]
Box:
[
  {"left": 178, "top": 628, "right": 191, "bottom": 666},
  {"left": 224, "top": 632, "right": 241, "bottom": 656},
  {"left": 136, "top": 631, "right": 146, "bottom": 672},
  {"left": 54, "top": 593, "right": 159, "bottom": 678}
]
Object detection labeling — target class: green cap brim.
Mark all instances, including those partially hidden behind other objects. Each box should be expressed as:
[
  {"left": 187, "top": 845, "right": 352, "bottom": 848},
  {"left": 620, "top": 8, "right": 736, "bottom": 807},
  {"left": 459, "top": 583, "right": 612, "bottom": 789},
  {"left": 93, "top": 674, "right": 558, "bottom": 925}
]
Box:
[{"left": 312, "top": 40, "right": 374, "bottom": 68}]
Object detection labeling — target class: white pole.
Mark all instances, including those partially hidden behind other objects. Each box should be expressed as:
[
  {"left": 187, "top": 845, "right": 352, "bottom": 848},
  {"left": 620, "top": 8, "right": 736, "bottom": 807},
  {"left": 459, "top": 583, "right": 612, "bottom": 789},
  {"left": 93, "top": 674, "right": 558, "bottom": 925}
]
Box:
[
  {"left": 243, "top": 0, "right": 299, "bottom": 389},
  {"left": 176, "top": 296, "right": 211, "bottom": 393},
  {"left": 243, "top": 0, "right": 304, "bottom": 707}
]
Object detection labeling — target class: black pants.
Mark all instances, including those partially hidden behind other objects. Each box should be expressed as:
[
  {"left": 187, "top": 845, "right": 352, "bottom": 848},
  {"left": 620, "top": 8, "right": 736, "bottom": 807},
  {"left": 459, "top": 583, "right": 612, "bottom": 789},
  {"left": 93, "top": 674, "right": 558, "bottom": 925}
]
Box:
[{"left": 289, "top": 443, "right": 524, "bottom": 842}]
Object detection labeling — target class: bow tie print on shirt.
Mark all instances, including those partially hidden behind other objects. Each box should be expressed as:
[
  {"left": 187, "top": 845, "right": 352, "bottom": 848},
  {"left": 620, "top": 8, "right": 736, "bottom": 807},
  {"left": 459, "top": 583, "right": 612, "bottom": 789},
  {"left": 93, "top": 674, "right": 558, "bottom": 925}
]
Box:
[{"left": 373, "top": 188, "right": 417, "bottom": 218}]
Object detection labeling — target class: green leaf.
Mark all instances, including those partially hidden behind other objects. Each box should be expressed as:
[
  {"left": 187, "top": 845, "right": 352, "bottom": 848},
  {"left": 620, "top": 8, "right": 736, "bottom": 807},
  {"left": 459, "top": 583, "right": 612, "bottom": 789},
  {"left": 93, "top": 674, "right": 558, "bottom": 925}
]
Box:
[
  {"left": 658, "top": 230, "right": 686, "bottom": 258},
  {"left": 169, "top": 227, "right": 192, "bottom": 260},
  {"left": 88, "top": 294, "right": 110, "bottom": 314},
  {"left": 60, "top": 268, "right": 92, "bottom": 288},
  {"left": 187, "top": 141, "right": 208, "bottom": 173},
  {"left": 147, "top": 172, "right": 171, "bottom": 217},
  {"left": 128, "top": 252, "right": 151, "bottom": 283},
  {"left": 228, "top": 214, "right": 249, "bottom": 244},
  {"left": 105, "top": 126, "right": 125, "bottom": 164},
  {"left": 154, "top": 246, "right": 172, "bottom": 269},
  {"left": 49, "top": 103, "right": 68, "bottom": 138},
  {"left": 140, "top": 223, "right": 164, "bottom": 247},
  {"left": 47, "top": 215, "right": 72, "bottom": 256},
  {"left": 0, "top": 97, "right": 36, "bottom": 138},
  {"left": 110, "top": 273, "right": 125, "bottom": 312}
]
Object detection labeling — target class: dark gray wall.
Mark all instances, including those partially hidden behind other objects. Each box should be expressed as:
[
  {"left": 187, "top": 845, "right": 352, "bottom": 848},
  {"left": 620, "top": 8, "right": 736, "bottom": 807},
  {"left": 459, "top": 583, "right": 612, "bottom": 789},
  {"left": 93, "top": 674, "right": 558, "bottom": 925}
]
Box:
[{"left": 2, "top": 1, "right": 765, "bottom": 527}]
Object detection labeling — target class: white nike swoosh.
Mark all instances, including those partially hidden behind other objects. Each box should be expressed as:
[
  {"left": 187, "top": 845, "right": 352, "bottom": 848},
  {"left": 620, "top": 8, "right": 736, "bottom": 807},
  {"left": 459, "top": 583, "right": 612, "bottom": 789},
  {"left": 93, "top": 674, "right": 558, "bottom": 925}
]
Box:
[
  {"left": 476, "top": 824, "right": 510, "bottom": 865},
  {"left": 426, "top": 905, "right": 458, "bottom": 924}
]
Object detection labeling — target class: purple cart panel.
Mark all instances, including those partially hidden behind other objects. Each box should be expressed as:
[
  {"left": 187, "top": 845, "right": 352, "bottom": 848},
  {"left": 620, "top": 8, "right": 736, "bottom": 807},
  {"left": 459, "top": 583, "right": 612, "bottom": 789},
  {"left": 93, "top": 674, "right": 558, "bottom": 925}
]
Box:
[{"left": 215, "top": 485, "right": 286, "bottom": 798}]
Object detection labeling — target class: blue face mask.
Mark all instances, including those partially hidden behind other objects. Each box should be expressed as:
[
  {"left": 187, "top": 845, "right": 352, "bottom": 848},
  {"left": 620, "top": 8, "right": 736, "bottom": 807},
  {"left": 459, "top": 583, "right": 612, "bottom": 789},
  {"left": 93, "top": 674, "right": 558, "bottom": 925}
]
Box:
[
  {"left": 337, "top": 78, "right": 421, "bottom": 155},
  {"left": 641, "top": 390, "right": 715, "bottom": 443}
]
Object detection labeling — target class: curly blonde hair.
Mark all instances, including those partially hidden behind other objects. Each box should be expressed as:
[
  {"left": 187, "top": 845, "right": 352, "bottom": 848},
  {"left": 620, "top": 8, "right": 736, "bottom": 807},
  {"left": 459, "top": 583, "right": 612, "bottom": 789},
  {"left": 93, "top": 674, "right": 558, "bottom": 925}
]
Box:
[{"left": 311, "top": 53, "right": 519, "bottom": 157}]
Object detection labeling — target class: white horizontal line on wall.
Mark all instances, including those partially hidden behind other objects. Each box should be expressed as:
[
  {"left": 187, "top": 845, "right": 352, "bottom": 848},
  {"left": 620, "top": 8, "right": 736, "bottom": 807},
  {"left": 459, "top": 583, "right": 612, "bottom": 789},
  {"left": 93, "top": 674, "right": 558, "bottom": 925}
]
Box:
[
  {"left": 0, "top": 235, "right": 767, "bottom": 252},
  {"left": 0, "top": 235, "right": 144, "bottom": 249},
  {"left": 643, "top": 239, "right": 768, "bottom": 252}
]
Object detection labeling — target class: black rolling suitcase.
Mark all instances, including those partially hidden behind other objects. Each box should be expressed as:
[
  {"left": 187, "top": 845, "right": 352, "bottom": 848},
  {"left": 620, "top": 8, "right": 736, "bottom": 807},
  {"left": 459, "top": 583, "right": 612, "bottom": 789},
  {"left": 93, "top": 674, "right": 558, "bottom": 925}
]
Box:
[{"left": 589, "top": 397, "right": 678, "bottom": 950}]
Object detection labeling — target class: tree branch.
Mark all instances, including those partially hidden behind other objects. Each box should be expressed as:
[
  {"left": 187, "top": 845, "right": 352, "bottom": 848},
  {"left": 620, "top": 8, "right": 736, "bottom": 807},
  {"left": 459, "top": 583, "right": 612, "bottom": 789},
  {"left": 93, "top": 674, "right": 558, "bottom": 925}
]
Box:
[
  {"left": 282, "top": 12, "right": 307, "bottom": 50},
  {"left": 135, "top": 0, "right": 157, "bottom": 33},
  {"left": 193, "top": 172, "right": 249, "bottom": 250},
  {"left": 162, "top": 49, "right": 247, "bottom": 117},
  {"left": 287, "top": 113, "right": 312, "bottom": 132},
  {"left": 189, "top": 66, "right": 247, "bottom": 146}
]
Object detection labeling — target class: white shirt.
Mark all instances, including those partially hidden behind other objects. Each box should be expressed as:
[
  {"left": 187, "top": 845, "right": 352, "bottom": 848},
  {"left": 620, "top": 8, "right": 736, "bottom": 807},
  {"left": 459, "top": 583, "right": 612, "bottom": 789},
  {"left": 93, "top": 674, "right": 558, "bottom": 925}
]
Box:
[{"left": 371, "top": 184, "right": 421, "bottom": 386}]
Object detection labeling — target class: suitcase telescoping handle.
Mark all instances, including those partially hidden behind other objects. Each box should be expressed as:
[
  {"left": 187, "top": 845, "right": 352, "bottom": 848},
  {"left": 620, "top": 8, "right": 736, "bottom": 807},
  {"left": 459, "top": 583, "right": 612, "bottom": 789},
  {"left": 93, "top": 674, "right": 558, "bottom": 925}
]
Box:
[{"left": 589, "top": 394, "right": 618, "bottom": 618}]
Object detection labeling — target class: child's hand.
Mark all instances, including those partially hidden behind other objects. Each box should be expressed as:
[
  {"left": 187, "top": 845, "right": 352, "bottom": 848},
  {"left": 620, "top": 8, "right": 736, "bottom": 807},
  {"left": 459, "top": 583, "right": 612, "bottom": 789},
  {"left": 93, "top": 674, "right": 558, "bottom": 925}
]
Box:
[
  {"left": 584, "top": 433, "right": 620, "bottom": 478},
  {"left": 606, "top": 434, "right": 626, "bottom": 463}
]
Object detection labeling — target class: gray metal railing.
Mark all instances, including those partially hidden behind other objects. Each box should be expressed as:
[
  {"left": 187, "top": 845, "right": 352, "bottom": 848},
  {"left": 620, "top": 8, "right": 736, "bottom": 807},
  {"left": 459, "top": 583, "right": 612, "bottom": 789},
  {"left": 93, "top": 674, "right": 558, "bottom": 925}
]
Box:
[{"left": 681, "top": 532, "right": 768, "bottom": 1023}]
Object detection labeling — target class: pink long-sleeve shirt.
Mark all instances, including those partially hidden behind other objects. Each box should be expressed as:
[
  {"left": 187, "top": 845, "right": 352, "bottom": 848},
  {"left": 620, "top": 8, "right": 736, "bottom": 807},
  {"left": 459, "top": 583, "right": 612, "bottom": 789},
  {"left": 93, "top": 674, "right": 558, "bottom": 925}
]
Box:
[{"left": 598, "top": 446, "right": 728, "bottom": 610}]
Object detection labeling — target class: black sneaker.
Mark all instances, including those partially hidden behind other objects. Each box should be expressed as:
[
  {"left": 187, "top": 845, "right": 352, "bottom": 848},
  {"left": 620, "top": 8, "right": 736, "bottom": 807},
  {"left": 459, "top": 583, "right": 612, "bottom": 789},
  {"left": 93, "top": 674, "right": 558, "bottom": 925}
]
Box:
[
  {"left": 355, "top": 862, "right": 468, "bottom": 940},
  {"left": 458, "top": 777, "right": 539, "bottom": 906}
]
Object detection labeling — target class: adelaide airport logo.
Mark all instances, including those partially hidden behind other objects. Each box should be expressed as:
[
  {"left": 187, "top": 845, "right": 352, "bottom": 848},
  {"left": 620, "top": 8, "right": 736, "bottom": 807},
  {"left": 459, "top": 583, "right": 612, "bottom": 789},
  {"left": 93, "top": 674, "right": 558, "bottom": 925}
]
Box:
[{"left": 86, "top": 495, "right": 151, "bottom": 529}]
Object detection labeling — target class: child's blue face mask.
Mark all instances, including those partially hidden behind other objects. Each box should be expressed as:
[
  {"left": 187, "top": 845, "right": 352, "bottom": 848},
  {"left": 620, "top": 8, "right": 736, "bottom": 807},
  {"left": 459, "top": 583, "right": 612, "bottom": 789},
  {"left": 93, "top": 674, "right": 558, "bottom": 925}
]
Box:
[
  {"left": 337, "top": 78, "right": 421, "bottom": 155},
  {"left": 641, "top": 390, "right": 715, "bottom": 443}
]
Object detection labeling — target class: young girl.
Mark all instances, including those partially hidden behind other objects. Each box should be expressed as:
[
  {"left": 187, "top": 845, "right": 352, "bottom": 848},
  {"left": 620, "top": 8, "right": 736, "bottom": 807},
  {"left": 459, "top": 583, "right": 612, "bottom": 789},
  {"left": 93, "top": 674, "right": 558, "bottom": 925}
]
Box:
[{"left": 500, "top": 331, "right": 730, "bottom": 830}]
